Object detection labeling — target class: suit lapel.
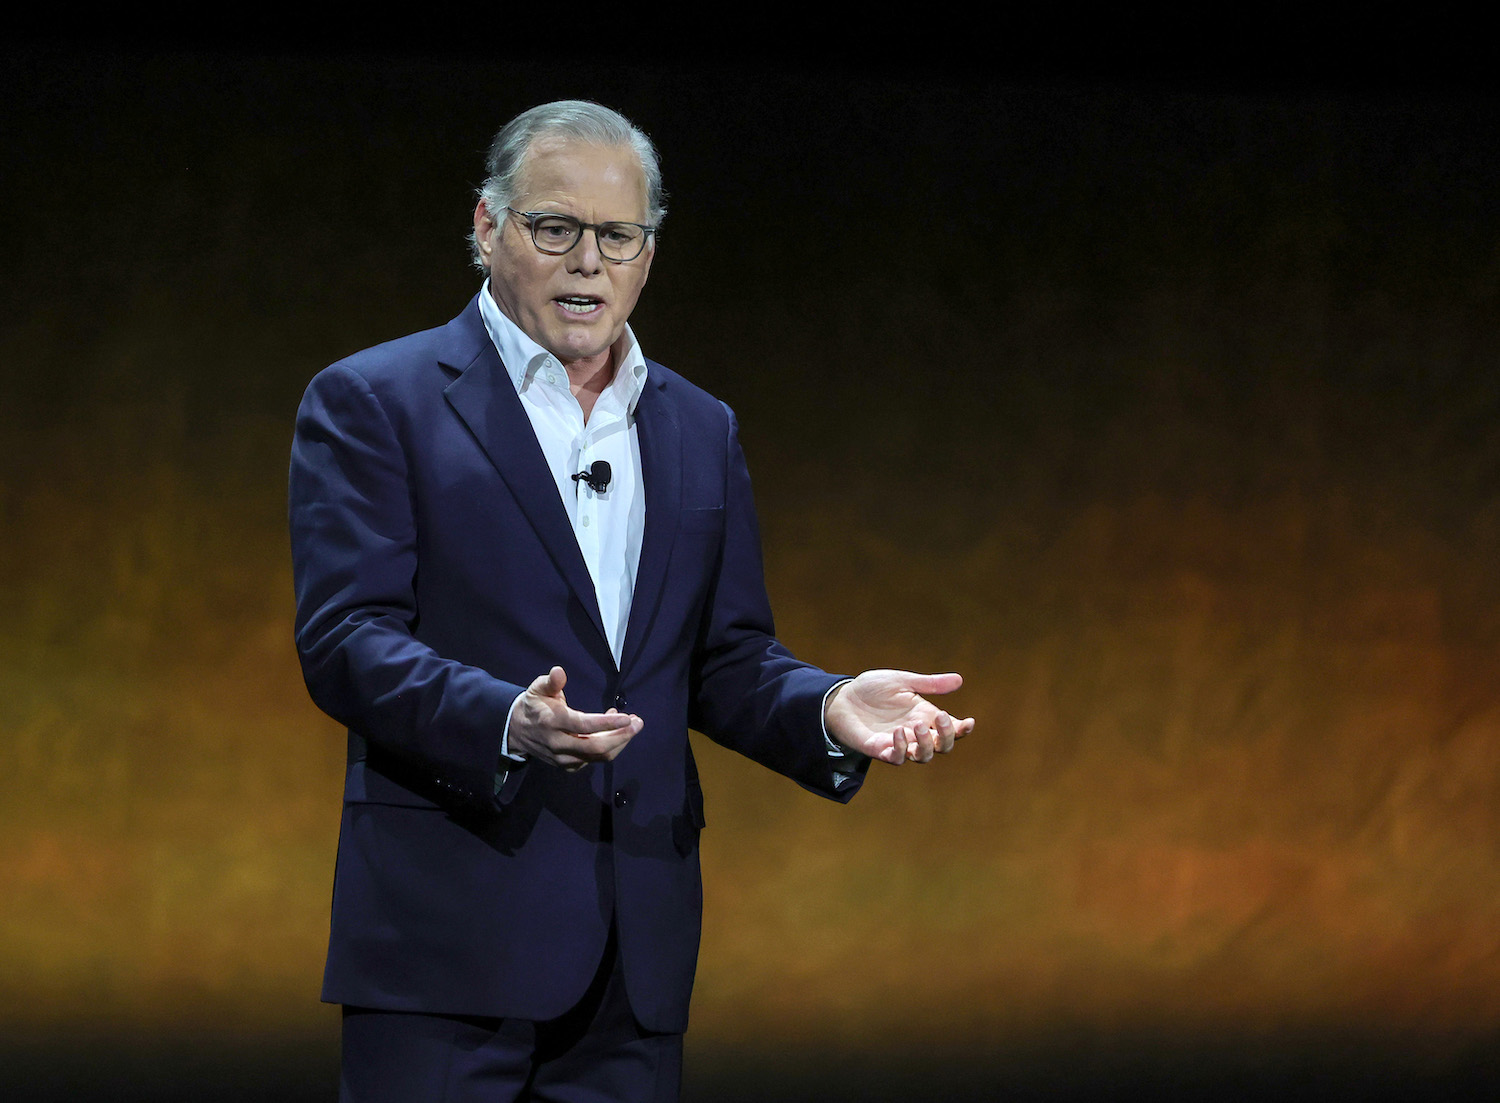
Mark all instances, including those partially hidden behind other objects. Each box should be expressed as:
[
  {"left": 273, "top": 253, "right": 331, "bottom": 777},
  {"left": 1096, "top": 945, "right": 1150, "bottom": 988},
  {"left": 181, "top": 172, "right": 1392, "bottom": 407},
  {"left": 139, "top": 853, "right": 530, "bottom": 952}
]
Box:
[
  {"left": 620, "top": 372, "right": 681, "bottom": 677},
  {"left": 439, "top": 306, "right": 610, "bottom": 653}
]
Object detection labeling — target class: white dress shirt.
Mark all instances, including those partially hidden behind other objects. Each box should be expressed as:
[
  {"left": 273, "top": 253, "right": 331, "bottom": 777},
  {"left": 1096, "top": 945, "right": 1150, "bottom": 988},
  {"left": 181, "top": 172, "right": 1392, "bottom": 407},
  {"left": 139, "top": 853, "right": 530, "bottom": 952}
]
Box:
[{"left": 479, "top": 281, "right": 646, "bottom": 665}]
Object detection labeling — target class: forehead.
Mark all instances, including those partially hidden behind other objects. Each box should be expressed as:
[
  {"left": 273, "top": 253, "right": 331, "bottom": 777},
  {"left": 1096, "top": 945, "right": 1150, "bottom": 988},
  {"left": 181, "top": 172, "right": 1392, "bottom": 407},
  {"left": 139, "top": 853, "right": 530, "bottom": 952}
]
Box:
[{"left": 515, "top": 136, "right": 648, "bottom": 217}]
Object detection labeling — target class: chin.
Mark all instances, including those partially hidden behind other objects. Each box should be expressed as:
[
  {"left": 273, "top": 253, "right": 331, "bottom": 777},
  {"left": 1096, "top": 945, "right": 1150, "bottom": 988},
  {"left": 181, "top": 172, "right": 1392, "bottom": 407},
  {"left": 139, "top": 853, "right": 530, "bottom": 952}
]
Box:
[{"left": 554, "top": 334, "right": 614, "bottom": 363}]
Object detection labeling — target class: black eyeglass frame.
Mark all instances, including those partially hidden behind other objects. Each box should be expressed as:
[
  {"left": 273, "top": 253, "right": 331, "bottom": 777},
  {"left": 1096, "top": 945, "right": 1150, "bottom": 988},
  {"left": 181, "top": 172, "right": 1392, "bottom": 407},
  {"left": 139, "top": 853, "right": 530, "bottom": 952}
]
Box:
[{"left": 504, "top": 207, "right": 657, "bottom": 263}]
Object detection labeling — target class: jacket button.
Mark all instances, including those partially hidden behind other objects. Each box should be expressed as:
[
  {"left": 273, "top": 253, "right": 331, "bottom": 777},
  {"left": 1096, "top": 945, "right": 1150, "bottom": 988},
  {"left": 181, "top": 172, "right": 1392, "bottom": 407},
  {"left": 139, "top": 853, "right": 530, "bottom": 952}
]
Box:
[
  {"left": 613, "top": 694, "right": 628, "bottom": 710},
  {"left": 613, "top": 789, "right": 629, "bottom": 808}
]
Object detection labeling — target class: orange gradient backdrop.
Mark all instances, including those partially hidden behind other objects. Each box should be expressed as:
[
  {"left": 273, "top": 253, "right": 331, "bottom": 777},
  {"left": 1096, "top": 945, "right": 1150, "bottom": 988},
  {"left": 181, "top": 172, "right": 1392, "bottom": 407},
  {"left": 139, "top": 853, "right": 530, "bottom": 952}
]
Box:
[{"left": 2, "top": 50, "right": 1498, "bottom": 1095}]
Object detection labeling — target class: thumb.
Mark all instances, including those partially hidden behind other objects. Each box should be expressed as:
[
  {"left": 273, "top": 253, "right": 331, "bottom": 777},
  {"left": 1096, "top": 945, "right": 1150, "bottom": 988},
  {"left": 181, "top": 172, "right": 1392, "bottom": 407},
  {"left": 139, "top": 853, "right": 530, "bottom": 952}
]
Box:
[
  {"left": 529, "top": 665, "right": 568, "bottom": 698},
  {"left": 901, "top": 671, "right": 963, "bottom": 697}
]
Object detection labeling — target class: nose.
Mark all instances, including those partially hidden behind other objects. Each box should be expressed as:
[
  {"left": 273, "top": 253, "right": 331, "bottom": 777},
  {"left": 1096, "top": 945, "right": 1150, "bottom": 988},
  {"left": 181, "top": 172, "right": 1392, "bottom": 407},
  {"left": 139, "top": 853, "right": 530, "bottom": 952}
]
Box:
[{"left": 566, "top": 228, "right": 604, "bottom": 275}]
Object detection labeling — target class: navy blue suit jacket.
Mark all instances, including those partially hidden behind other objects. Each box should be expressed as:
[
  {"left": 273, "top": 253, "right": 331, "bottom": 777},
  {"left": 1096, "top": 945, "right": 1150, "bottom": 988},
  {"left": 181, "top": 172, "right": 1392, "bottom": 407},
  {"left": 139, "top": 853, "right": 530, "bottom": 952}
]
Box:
[{"left": 289, "top": 297, "right": 864, "bottom": 1033}]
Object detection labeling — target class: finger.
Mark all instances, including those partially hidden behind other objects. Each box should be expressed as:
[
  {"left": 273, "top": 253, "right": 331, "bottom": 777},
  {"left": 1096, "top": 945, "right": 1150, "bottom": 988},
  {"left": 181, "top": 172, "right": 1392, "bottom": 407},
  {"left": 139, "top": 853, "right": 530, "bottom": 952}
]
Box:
[
  {"left": 558, "top": 708, "right": 640, "bottom": 737},
  {"left": 933, "top": 712, "right": 957, "bottom": 754},
  {"left": 886, "top": 725, "right": 908, "bottom": 765},
  {"left": 548, "top": 725, "right": 636, "bottom": 768},
  {"left": 912, "top": 722, "right": 936, "bottom": 763},
  {"left": 589, "top": 716, "right": 643, "bottom": 747},
  {"left": 593, "top": 729, "right": 636, "bottom": 762},
  {"left": 577, "top": 716, "right": 644, "bottom": 756},
  {"left": 956, "top": 717, "right": 976, "bottom": 738}
]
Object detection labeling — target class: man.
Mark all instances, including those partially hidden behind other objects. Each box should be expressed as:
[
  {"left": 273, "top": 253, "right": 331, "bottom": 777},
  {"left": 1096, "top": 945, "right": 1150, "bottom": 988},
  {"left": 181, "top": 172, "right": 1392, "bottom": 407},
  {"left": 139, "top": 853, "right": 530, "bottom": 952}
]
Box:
[{"left": 289, "top": 100, "right": 974, "bottom": 1102}]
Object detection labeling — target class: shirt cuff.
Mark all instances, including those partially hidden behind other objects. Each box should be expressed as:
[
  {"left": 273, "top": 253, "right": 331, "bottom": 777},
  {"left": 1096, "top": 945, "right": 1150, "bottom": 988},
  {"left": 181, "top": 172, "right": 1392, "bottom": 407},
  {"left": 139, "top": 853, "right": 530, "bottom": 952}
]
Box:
[
  {"left": 495, "top": 688, "right": 530, "bottom": 796},
  {"left": 820, "top": 678, "right": 866, "bottom": 786}
]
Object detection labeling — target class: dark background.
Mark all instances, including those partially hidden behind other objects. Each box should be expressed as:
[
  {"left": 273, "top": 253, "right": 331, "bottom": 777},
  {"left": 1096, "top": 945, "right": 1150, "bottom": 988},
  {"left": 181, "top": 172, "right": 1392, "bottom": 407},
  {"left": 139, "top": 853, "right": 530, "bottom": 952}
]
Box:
[{"left": 3, "top": 35, "right": 1499, "bottom": 1101}]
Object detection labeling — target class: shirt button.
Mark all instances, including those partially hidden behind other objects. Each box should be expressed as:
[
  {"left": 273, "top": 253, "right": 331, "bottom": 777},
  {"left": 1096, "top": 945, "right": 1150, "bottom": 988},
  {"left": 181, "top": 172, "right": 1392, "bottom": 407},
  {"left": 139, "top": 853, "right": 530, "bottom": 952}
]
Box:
[
  {"left": 613, "top": 790, "right": 630, "bottom": 808},
  {"left": 581, "top": 515, "right": 591, "bottom": 528}
]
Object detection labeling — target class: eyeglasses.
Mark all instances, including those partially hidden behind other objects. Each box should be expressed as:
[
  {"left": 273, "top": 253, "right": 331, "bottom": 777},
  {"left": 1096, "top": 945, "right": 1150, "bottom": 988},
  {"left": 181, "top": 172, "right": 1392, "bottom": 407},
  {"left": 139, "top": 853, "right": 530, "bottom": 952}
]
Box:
[{"left": 504, "top": 207, "right": 656, "bottom": 263}]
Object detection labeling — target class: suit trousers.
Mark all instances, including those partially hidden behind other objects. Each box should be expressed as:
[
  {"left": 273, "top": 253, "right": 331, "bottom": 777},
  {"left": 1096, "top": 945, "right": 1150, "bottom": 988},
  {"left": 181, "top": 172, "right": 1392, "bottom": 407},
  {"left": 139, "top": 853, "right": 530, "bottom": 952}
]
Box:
[{"left": 339, "top": 924, "right": 683, "bottom": 1103}]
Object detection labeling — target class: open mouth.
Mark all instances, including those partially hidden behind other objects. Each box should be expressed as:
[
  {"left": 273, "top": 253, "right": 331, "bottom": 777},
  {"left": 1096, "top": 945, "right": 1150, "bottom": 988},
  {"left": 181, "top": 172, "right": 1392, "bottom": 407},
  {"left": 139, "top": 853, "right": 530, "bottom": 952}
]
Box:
[{"left": 555, "top": 296, "right": 603, "bottom": 315}]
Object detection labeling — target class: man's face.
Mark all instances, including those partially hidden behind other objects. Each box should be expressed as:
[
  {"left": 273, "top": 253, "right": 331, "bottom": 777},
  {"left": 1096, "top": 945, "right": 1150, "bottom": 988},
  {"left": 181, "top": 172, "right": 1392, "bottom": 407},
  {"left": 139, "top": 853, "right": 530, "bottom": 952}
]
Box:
[{"left": 475, "top": 136, "right": 655, "bottom": 367}]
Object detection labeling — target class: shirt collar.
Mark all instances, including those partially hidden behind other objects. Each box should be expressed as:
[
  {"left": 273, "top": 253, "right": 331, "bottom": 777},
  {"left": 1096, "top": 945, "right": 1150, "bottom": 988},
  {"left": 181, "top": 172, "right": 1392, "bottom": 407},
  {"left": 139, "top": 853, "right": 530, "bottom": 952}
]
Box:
[{"left": 477, "top": 282, "right": 649, "bottom": 413}]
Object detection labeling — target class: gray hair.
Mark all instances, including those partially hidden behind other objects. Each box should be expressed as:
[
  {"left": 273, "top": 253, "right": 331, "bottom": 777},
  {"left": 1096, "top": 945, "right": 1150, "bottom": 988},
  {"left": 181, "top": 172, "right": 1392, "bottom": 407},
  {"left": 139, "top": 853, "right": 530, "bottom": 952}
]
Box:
[{"left": 469, "top": 100, "right": 666, "bottom": 270}]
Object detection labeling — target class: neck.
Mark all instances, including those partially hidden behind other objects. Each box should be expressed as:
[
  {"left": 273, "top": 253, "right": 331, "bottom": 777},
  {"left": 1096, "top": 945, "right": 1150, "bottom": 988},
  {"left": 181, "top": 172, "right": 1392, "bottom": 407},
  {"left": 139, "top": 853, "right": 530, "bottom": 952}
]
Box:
[{"left": 562, "top": 348, "right": 614, "bottom": 422}]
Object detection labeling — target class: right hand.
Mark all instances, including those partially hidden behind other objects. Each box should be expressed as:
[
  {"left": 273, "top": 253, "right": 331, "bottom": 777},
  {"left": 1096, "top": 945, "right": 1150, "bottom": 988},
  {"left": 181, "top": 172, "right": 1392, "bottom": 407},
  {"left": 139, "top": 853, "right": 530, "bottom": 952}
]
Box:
[{"left": 506, "top": 666, "right": 642, "bottom": 771}]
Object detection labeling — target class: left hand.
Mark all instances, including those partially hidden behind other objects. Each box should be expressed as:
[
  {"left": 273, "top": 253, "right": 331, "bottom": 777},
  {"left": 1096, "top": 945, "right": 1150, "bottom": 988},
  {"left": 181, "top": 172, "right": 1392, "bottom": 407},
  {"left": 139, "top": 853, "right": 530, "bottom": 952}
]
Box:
[{"left": 823, "top": 670, "right": 975, "bottom": 764}]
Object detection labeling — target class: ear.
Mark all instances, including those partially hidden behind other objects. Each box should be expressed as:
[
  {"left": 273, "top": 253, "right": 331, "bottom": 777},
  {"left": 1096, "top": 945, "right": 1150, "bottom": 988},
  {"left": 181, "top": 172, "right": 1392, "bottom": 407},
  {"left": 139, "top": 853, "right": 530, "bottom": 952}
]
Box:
[{"left": 473, "top": 200, "right": 499, "bottom": 266}]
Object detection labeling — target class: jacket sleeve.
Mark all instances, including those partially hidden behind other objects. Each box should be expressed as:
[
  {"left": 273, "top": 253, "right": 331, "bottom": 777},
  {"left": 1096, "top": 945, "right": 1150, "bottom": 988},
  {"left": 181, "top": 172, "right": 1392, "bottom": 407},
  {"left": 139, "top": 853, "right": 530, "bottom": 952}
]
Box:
[
  {"left": 687, "top": 404, "right": 867, "bottom": 802},
  {"left": 288, "top": 362, "right": 524, "bottom": 806}
]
